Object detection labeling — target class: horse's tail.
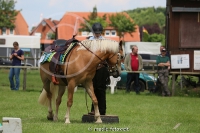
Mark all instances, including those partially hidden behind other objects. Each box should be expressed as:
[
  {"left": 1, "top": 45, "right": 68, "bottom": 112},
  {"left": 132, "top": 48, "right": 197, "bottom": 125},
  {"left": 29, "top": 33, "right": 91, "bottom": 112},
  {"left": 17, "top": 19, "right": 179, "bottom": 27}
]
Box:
[{"left": 38, "top": 82, "right": 58, "bottom": 107}]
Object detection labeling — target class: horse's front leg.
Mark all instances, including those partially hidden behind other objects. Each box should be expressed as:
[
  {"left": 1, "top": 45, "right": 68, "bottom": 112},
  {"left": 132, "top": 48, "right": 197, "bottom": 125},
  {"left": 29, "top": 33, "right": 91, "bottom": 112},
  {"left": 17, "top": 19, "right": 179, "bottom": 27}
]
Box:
[
  {"left": 54, "top": 85, "right": 66, "bottom": 121},
  {"left": 86, "top": 82, "right": 102, "bottom": 123},
  {"left": 64, "top": 83, "right": 75, "bottom": 124}
]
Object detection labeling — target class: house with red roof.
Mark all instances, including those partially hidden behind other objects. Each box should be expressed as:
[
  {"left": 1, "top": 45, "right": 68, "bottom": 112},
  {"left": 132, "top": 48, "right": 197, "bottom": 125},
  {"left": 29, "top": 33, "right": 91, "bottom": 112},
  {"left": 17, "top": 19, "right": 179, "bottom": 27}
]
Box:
[
  {"left": 57, "top": 12, "right": 140, "bottom": 42},
  {"left": 30, "top": 18, "right": 59, "bottom": 43},
  {"left": 0, "top": 11, "right": 29, "bottom": 35},
  {"left": 30, "top": 11, "right": 140, "bottom": 53}
]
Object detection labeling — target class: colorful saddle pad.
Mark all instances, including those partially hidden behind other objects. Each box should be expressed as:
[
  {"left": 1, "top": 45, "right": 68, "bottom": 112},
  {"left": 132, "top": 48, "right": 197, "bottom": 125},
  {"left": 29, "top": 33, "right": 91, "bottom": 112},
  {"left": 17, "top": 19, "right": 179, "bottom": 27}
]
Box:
[{"left": 39, "top": 42, "right": 77, "bottom": 64}]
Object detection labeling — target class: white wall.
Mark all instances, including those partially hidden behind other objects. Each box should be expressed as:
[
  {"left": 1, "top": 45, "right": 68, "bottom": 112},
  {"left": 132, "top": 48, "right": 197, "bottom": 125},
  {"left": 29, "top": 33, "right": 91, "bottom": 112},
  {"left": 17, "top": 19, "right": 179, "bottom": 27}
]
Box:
[{"left": 0, "top": 35, "right": 40, "bottom": 48}]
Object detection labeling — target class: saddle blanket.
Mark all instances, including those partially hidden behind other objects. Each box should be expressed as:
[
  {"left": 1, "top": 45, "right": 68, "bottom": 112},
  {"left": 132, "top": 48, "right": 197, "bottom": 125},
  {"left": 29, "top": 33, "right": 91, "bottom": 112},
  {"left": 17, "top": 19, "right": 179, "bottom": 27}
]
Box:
[{"left": 39, "top": 42, "right": 76, "bottom": 64}]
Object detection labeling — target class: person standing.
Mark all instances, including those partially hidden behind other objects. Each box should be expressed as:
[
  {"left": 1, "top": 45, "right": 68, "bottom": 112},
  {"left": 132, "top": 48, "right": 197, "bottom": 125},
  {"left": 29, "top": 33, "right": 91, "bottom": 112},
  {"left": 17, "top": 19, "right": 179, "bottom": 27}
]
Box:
[
  {"left": 9, "top": 42, "right": 24, "bottom": 90},
  {"left": 124, "top": 45, "right": 143, "bottom": 94},
  {"left": 88, "top": 23, "right": 110, "bottom": 115},
  {"left": 156, "top": 48, "right": 171, "bottom": 96}
]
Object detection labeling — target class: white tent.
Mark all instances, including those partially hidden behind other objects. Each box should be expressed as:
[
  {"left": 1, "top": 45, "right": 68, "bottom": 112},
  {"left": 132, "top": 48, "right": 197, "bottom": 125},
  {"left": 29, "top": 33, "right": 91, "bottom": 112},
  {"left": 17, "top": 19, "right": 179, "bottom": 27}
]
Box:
[{"left": 124, "top": 42, "right": 161, "bottom": 55}]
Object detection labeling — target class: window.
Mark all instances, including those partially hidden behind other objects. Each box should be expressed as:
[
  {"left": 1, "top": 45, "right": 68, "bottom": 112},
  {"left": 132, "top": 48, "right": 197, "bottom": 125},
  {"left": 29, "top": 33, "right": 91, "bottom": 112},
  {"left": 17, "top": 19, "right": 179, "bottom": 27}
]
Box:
[
  {"left": 88, "top": 32, "right": 93, "bottom": 36},
  {"left": 0, "top": 39, "right": 6, "bottom": 45},
  {"left": 82, "top": 31, "right": 88, "bottom": 36},
  {"left": 111, "top": 30, "right": 116, "bottom": 36},
  {"left": 105, "top": 30, "right": 110, "bottom": 36},
  {"left": 105, "top": 30, "right": 116, "bottom": 36},
  {"left": 2, "top": 28, "right": 6, "bottom": 35},
  {"left": 10, "top": 29, "right": 14, "bottom": 35}
]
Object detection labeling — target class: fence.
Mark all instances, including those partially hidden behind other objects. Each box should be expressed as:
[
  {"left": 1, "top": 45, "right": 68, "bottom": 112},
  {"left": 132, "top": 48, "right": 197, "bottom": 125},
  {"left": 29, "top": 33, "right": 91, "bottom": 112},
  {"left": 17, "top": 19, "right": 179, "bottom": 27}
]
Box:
[
  {"left": 0, "top": 56, "right": 40, "bottom": 67},
  {"left": 1, "top": 58, "right": 200, "bottom": 95},
  {"left": 0, "top": 65, "right": 39, "bottom": 91}
]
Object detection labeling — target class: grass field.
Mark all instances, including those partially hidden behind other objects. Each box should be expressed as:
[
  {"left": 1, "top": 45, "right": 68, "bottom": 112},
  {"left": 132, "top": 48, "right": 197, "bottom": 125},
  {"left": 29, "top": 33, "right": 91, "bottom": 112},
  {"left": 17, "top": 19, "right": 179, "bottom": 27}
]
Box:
[{"left": 0, "top": 69, "right": 200, "bottom": 133}]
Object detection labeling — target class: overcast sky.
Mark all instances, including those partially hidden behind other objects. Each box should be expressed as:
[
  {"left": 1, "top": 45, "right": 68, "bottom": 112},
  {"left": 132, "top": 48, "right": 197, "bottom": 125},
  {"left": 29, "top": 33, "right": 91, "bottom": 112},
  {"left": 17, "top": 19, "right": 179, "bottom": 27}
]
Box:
[{"left": 15, "top": 0, "right": 166, "bottom": 30}]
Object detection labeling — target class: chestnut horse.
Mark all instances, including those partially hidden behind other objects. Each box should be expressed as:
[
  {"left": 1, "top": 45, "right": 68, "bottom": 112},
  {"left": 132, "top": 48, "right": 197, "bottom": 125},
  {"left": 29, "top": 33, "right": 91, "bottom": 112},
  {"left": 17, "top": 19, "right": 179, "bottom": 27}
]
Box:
[{"left": 38, "top": 39, "right": 123, "bottom": 124}]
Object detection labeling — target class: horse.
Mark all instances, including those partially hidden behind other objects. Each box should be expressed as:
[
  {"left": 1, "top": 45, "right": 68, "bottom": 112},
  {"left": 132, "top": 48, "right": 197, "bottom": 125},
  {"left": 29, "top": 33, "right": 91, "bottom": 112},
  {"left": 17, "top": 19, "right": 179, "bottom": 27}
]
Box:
[{"left": 38, "top": 39, "right": 124, "bottom": 124}]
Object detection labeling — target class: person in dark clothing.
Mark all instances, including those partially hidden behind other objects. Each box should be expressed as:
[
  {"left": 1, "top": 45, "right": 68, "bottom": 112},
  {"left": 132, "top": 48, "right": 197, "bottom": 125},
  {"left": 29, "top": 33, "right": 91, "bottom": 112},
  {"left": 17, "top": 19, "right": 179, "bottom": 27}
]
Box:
[
  {"left": 156, "top": 48, "right": 171, "bottom": 96},
  {"left": 90, "top": 66, "right": 110, "bottom": 115},
  {"left": 88, "top": 23, "right": 110, "bottom": 115},
  {"left": 9, "top": 41, "right": 24, "bottom": 90}
]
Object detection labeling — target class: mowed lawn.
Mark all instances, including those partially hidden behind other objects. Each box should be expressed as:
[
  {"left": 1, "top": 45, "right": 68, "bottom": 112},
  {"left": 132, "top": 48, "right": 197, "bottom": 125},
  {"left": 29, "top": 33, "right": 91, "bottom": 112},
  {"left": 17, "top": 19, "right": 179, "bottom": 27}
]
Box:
[{"left": 0, "top": 69, "right": 200, "bottom": 133}]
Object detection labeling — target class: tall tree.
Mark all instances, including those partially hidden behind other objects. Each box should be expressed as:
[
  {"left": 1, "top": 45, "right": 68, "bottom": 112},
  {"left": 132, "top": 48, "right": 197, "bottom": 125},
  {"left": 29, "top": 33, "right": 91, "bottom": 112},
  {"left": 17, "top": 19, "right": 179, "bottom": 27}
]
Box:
[
  {"left": 109, "top": 12, "right": 136, "bottom": 40},
  {"left": 127, "top": 7, "right": 166, "bottom": 28},
  {"left": 79, "top": 6, "right": 107, "bottom": 32},
  {"left": 0, "top": 0, "right": 18, "bottom": 29}
]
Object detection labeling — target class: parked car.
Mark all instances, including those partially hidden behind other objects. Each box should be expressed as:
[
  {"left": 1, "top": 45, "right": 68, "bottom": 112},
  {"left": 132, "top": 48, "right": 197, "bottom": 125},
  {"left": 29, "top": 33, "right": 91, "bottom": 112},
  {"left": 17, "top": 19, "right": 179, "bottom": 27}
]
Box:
[
  {"left": 0, "top": 58, "right": 33, "bottom": 66},
  {"left": 117, "top": 63, "right": 157, "bottom": 92}
]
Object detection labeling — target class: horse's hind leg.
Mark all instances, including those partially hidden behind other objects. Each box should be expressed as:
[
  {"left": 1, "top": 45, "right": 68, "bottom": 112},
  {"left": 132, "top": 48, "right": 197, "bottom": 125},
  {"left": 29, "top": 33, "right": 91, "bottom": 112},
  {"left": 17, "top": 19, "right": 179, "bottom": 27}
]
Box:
[
  {"left": 54, "top": 85, "right": 66, "bottom": 121},
  {"left": 44, "top": 81, "right": 54, "bottom": 120}
]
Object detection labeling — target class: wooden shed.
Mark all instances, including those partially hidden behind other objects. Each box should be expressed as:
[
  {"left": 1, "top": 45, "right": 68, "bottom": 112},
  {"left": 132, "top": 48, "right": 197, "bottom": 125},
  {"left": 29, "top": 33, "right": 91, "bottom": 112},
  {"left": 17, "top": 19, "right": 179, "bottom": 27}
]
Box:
[{"left": 166, "top": 0, "right": 200, "bottom": 72}]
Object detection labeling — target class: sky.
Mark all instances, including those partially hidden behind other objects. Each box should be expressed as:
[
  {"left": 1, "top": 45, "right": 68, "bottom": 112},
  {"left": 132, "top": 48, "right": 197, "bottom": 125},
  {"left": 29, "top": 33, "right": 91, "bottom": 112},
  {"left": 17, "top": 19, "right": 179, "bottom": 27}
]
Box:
[{"left": 15, "top": 0, "right": 166, "bottom": 30}]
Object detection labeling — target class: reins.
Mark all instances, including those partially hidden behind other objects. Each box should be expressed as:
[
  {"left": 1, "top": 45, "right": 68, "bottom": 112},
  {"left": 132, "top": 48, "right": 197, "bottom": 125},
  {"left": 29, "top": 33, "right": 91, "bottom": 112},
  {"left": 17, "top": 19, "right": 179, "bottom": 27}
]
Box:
[{"left": 79, "top": 41, "right": 109, "bottom": 66}]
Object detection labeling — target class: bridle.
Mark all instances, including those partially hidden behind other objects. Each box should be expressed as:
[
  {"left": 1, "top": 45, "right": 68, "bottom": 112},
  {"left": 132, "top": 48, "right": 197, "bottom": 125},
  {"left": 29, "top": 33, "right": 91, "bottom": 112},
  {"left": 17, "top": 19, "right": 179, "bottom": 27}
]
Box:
[
  {"left": 79, "top": 41, "right": 124, "bottom": 75},
  {"left": 107, "top": 49, "right": 124, "bottom": 77}
]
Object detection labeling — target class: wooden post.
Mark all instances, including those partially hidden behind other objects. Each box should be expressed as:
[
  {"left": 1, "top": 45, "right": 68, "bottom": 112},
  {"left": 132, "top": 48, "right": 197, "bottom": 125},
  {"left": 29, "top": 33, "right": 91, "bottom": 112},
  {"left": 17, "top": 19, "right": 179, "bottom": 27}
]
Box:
[
  {"left": 171, "top": 74, "right": 176, "bottom": 96},
  {"left": 23, "top": 68, "right": 27, "bottom": 91},
  {"left": 23, "top": 59, "right": 27, "bottom": 91}
]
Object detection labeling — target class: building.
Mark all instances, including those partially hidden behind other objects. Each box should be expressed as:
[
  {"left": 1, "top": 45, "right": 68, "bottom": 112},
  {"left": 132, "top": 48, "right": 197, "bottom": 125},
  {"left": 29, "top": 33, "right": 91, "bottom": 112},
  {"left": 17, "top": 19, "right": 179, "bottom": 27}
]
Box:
[
  {"left": 0, "top": 11, "right": 40, "bottom": 66},
  {"left": 0, "top": 11, "right": 29, "bottom": 35},
  {"left": 166, "top": 0, "right": 200, "bottom": 72},
  {"left": 57, "top": 12, "right": 140, "bottom": 42},
  {"left": 30, "top": 18, "right": 59, "bottom": 51}
]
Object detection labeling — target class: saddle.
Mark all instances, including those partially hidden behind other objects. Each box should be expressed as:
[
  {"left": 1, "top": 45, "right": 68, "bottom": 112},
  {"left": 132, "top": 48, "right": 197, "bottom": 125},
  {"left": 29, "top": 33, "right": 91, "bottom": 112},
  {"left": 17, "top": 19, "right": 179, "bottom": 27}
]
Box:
[
  {"left": 45, "top": 36, "right": 79, "bottom": 53},
  {"left": 48, "top": 36, "right": 79, "bottom": 85}
]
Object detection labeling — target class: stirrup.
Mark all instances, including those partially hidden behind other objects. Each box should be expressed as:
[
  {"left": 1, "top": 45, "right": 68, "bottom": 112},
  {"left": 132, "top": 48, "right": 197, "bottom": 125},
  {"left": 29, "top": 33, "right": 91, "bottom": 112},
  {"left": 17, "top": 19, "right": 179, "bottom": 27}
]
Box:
[{"left": 52, "top": 75, "right": 59, "bottom": 85}]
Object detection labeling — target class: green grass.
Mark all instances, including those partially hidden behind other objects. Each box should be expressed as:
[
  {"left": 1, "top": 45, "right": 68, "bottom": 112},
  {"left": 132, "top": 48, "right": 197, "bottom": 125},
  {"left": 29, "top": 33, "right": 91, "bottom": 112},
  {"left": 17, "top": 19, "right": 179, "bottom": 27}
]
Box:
[{"left": 0, "top": 69, "right": 200, "bottom": 133}]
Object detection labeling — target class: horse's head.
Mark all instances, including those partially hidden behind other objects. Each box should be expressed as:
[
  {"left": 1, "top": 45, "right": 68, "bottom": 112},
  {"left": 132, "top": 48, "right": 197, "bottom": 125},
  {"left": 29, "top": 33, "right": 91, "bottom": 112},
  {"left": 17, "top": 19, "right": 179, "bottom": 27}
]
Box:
[
  {"left": 79, "top": 39, "right": 124, "bottom": 78},
  {"left": 106, "top": 40, "right": 124, "bottom": 78}
]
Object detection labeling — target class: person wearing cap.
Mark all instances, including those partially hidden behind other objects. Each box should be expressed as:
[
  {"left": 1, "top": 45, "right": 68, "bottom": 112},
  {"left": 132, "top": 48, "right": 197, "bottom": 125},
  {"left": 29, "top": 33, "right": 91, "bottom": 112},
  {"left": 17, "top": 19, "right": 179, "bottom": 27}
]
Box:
[
  {"left": 88, "top": 23, "right": 110, "bottom": 115},
  {"left": 156, "top": 47, "right": 171, "bottom": 96},
  {"left": 160, "top": 46, "right": 170, "bottom": 60}
]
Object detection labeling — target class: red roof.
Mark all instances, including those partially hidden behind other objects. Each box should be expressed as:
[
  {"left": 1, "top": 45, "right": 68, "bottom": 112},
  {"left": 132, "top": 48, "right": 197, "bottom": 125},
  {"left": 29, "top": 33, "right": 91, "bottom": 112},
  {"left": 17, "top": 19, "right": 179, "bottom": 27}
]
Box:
[
  {"left": 30, "top": 18, "right": 59, "bottom": 44},
  {"left": 57, "top": 12, "right": 140, "bottom": 42},
  {"left": 14, "top": 11, "right": 29, "bottom": 35}
]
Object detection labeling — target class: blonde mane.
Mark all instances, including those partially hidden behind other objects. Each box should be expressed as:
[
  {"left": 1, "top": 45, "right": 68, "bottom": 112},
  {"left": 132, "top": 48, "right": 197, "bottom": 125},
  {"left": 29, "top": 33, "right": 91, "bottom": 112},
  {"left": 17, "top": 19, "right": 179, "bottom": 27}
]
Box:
[{"left": 77, "top": 39, "right": 119, "bottom": 53}]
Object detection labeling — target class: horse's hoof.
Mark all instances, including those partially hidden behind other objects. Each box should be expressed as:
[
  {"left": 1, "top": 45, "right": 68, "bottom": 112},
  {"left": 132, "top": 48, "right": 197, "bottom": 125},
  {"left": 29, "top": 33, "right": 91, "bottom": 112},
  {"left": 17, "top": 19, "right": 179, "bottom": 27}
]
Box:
[
  {"left": 95, "top": 120, "right": 102, "bottom": 124},
  {"left": 65, "top": 121, "right": 71, "bottom": 124},
  {"left": 47, "top": 116, "right": 54, "bottom": 121},
  {"left": 53, "top": 117, "right": 58, "bottom": 121}
]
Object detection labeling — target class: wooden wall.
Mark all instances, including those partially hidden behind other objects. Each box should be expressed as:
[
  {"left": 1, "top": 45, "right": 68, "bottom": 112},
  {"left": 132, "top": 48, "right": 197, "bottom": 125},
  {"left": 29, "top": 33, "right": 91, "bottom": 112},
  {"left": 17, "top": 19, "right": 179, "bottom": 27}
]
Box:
[{"left": 166, "top": 0, "right": 200, "bottom": 72}]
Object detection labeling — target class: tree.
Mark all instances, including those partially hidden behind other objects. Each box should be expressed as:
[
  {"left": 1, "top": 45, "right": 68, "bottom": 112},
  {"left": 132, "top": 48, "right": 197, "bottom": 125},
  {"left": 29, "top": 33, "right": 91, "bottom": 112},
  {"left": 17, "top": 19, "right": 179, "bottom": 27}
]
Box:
[
  {"left": 126, "top": 7, "right": 166, "bottom": 29},
  {"left": 109, "top": 12, "right": 136, "bottom": 40},
  {"left": 143, "top": 23, "right": 162, "bottom": 34},
  {"left": 142, "top": 31, "right": 149, "bottom": 42},
  {"left": 47, "top": 32, "right": 55, "bottom": 40},
  {"left": 79, "top": 6, "right": 107, "bottom": 32},
  {"left": 0, "top": 0, "right": 19, "bottom": 29},
  {"left": 148, "top": 33, "right": 165, "bottom": 46}
]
